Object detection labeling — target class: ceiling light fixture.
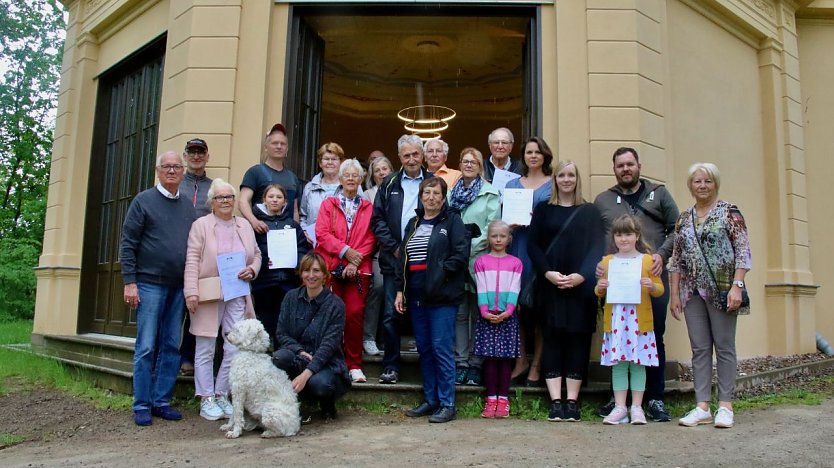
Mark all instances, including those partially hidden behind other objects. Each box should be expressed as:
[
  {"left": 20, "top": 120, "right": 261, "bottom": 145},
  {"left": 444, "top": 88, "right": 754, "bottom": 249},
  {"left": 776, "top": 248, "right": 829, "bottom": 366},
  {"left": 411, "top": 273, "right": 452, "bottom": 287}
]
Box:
[{"left": 397, "top": 105, "right": 456, "bottom": 142}]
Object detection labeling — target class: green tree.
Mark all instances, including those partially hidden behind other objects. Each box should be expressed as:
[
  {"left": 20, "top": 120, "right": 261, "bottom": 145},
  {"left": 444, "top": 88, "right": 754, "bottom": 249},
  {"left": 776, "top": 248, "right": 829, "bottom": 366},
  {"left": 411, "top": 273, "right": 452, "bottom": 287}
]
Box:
[{"left": 0, "top": 0, "right": 64, "bottom": 320}]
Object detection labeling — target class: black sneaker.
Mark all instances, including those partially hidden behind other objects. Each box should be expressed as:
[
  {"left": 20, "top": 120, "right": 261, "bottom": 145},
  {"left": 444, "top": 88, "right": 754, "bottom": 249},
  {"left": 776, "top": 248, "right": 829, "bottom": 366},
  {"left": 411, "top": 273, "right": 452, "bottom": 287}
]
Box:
[
  {"left": 564, "top": 400, "right": 581, "bottom": 422},
  {"left": 464, "top": 367, "right": 482, "bottom": 386},
  {"left": 455, "top": 367, "right": 468, "bottom": 385},
  {"left": 597, "top": 396, "right": 616, "bottom": 418},
  {"left": 547, "top": 399, "right": 564, "bottom": 422},
  {"left": 428, "top": 406, "right": 456, "bottom": 423},
  {"left": 379, "top": 368, "right": 399, "bottom": 384},
  {"left": 647, "top": 399, "right": 672, "bottom": 422}
]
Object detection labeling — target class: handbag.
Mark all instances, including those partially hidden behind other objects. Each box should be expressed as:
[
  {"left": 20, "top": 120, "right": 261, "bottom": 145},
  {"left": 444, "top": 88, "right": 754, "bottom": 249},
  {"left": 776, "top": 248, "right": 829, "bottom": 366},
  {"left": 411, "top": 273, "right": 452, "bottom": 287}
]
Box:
[
  {"left": 519, "top": 205, "right": 584, "bottom": 309},
  {"left": 198, "top": 276, "right": 222, "bottom": 303},
  {"left": 691, "top": 211, "right": 749, "bottom": 312}
]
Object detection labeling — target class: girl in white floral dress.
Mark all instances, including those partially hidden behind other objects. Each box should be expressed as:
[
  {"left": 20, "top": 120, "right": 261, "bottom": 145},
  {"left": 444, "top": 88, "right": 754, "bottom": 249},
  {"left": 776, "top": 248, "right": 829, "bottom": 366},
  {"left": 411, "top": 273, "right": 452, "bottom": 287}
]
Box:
[{"left": 595, "top": 215, "right": 664, "bottom": 425}]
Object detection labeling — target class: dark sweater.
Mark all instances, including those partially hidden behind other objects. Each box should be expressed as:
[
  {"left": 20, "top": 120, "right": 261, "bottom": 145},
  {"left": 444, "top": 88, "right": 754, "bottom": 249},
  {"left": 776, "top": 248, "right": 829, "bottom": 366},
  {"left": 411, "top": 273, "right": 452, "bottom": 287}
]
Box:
[
  {"left": 179, "top": 171, "right": 213, "bottom": 217},
  {"left": 276, "top": 287, "right": 349, "bottom": 382},
  {"left": 252, "top": 204, "right": 310, "bottom": 291},
  {"left": 119, "top": 187, "right": 196, "bottom": 287}
]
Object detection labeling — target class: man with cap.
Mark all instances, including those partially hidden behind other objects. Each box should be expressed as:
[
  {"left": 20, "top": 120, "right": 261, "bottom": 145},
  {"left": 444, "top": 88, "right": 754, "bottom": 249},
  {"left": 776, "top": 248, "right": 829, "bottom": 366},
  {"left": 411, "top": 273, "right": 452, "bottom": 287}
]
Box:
[
  {"left": 177, "top": 138, "right": 214, "bottom": 377},
  {"left": 239, "top": 123, "right": 302, "bottom": 232}
]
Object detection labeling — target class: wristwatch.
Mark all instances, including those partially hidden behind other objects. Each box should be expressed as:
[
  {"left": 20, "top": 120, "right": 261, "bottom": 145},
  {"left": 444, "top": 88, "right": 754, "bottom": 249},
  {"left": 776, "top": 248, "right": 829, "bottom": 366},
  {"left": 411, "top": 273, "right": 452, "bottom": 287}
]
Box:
[{"left": 733, "top": 280, "right": 745, "bottom": 288}]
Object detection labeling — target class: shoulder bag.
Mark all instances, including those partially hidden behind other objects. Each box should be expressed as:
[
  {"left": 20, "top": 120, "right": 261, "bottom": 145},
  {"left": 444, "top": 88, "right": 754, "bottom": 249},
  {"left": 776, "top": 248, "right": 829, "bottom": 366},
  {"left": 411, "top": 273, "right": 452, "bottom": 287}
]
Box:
[
  {"left": 519, "top": 205, "right": 584, "bottom": 309},
  {"left": 691, "top": 211, "right": 749, "bottom": 312}
]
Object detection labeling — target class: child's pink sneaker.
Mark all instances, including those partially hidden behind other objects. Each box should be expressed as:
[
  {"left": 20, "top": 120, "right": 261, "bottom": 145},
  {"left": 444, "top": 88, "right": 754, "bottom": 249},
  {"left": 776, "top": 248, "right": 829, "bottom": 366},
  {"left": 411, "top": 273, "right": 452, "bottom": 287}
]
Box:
[
  {"left": 495, "top": 398, "right": 510, "bottom": 418},
  {"left": 481, "top": 397, "right": 497, "bottom": 418}
]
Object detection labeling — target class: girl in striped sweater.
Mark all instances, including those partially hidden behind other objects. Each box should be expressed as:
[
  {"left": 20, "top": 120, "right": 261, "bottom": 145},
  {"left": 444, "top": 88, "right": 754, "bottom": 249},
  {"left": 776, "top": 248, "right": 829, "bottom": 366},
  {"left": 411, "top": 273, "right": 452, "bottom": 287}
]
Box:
[{"left": 473, "top": 220, "right": 523, "bottom": 418}]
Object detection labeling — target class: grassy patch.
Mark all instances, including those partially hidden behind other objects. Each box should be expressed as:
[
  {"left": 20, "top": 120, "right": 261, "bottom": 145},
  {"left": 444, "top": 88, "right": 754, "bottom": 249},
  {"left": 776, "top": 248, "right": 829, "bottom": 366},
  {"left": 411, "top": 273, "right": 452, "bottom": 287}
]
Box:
[
  {"left": 734, "top": 388, "right": 824, "bottom": 412},
  {"left": 0, "top": 321, "right": 132, "bottom": 410},
  {"left": 0, "top": 433, "right": 25, "bottom": 448}
]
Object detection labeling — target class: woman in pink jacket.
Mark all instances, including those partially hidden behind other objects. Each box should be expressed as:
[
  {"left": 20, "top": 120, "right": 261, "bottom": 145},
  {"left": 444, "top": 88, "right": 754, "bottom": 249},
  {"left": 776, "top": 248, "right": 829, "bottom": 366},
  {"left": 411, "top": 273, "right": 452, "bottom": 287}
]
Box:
[
  {"left": 315, "top": 159, "right": 376, "bottom": 384},
  {"left": 184, "top": 179, "right": 261, "bottom": 421}
]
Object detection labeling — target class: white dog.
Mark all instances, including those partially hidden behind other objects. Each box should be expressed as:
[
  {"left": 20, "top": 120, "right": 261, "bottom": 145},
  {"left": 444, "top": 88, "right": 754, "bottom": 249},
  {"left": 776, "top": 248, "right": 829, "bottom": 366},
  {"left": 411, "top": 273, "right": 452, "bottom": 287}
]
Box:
[{"left": 220, "top": 319, "right": 300, "bottom": 438}]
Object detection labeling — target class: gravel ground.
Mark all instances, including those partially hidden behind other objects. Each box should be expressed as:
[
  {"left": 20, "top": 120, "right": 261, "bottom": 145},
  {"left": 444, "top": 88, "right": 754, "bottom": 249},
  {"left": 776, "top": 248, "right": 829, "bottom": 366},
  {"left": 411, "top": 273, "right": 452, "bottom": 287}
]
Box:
[{"left": 1, "top": 354, "right": 832, "bottom": 467}]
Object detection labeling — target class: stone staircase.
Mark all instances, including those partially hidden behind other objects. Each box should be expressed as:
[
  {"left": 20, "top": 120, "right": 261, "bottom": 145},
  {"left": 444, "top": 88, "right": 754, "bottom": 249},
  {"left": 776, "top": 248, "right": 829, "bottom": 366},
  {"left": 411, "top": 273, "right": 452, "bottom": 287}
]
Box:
[{"left": 27, "top": 334, "right": 690, "bottom": 405}]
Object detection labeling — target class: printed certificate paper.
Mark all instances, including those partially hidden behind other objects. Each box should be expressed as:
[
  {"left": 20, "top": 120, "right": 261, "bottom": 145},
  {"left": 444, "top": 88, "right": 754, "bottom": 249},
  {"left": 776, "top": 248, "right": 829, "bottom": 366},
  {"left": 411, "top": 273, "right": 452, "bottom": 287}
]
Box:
[
  {"left": 606, "top": 256, "right": 643, "bottom": 304},
  {"left": 501, "top": 188, "right": 534, "bottom": 225},
  {"left": 267, "top": 228, "right": 298, "bottom": 269},
  {"left": 217, "top": 252, "right": 249, "bottom": 301},
  {"left": 491, "top": 169, "right": 521, "bottom": 192}
]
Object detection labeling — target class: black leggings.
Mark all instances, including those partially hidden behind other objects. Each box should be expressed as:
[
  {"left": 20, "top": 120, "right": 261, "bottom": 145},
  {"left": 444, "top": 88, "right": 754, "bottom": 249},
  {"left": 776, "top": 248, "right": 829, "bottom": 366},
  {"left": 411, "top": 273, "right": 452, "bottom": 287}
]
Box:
[{"left": 540, "top": 329, "right": 592, "bottom": 381}]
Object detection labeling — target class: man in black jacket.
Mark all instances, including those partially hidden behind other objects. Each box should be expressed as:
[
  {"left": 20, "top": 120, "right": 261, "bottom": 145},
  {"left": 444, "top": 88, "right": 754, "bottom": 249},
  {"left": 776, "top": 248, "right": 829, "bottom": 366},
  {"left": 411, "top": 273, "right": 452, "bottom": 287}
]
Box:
[{"left": 371, "top": 134, "right": 432, "bottom": 384}]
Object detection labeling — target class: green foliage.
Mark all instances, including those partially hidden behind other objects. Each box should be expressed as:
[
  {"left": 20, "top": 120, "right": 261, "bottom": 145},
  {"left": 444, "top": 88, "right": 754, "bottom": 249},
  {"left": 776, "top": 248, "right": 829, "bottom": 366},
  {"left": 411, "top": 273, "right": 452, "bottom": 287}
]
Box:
[
  {"left": 734, "top": 388, "right": 824, "bottom": 412},
  {"left": 0, "top": 0, "right": 65, "bottom": 320},
  {"left": 0, "top": 238, "right": 40, "bottom": 321}
]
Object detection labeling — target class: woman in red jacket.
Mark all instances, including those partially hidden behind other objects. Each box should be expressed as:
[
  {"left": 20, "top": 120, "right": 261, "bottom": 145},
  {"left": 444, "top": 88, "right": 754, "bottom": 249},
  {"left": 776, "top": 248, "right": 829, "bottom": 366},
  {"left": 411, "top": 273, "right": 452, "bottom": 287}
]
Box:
[{"left": 315, "top": 159, "right": 376, "bottom": 383}]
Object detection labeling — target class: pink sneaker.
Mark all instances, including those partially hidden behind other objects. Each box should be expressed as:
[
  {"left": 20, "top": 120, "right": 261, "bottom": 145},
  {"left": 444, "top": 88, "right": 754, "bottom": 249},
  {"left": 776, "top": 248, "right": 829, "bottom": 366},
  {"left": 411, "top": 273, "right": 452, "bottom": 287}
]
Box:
[
  {"left": 630, "top": 405, "right": 647, "bottom": 425},
  {"left": 603, "top": 405, "right": 629, "bottom": 425},
  {"left": 481, "top": 397, "right": 497, "bottom": 418},
  {"left": 495, "top": 398, "right": 510, "bottom": 418}
]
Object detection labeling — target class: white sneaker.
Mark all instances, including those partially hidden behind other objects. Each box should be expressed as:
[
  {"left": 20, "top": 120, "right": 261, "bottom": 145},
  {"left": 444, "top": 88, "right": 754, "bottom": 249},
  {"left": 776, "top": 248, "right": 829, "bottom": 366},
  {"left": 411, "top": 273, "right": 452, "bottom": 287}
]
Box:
[
  {"left": 714, "top": 407, "right": 734, "bottom": 428},
  {"left": 350, "top": 368, "right": 367, "bottom": 383},
  {"left": 200, "top": 397, "right": 224, "bottom": 421},
  {"left": 363, "top": 340, "right": 381, "bottom": 356},
  {"left": 603, "top": 405, "right": 629, "bottom": 425},
  {"left": 215, "top": 395, "right": 233, "bottom": 418},
  {"left": 678, "top": 406, "right": 713, "bottom": 427}
]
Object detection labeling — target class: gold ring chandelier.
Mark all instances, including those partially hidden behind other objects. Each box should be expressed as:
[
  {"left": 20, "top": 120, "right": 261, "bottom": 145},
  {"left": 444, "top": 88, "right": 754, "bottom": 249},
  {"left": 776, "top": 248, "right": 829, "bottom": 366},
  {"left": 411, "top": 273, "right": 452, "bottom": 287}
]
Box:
[{"left": 397, "top": 105, "right": 456, "bottom": 142}]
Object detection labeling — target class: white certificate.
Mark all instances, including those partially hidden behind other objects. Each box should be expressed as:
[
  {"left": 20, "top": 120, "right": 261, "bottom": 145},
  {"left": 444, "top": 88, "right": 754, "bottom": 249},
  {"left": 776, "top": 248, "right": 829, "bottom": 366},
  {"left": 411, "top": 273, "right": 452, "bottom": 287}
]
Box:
[
  {"left": 267, "top": 228, "right": 298, "bottom": 269},
  {"left": 303, "top": 223, "right": 317, "bottom": 248},
  {"left": 501, "top": 188, "right": 534, "bottom": 225},
  {"left": 491, "top": 168, "right": 521, "bottom": 192},
  {"left": 606, "top": 256, "right": 643, "bottom": 304},
  {"left": 216, "top": 252, "right": 249, "bottom": 301}
]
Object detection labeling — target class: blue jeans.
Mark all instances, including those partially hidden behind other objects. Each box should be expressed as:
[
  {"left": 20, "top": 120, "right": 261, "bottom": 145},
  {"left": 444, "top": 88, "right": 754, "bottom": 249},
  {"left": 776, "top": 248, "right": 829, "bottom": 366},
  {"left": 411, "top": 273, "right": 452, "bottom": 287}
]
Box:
[
  {"left": 410, "top": 300, "right": 457, "bottom": 408},
  {"left": 133, "top": 282, "right": 184, "bottom": 411},
  {"left": 381, "top": 276, "right": 400, "bottom": 371}
]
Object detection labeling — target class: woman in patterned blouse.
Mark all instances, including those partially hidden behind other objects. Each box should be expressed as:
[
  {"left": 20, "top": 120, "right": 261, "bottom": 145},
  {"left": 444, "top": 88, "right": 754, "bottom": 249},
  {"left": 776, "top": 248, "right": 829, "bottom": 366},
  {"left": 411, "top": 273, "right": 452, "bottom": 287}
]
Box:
[{"left": 668, "top": 162, "right": 751, "bottom": 429}]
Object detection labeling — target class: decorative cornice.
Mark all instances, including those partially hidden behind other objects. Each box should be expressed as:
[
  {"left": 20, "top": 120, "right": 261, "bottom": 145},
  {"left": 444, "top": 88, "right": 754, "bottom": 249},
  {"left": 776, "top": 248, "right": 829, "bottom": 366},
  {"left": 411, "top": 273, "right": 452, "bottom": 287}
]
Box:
[
  {"left": 752, "top": 0, "right": 776, "bottom": 19},
  {"left": 765, "top": 283, "right": 819, "bottom": 297}
]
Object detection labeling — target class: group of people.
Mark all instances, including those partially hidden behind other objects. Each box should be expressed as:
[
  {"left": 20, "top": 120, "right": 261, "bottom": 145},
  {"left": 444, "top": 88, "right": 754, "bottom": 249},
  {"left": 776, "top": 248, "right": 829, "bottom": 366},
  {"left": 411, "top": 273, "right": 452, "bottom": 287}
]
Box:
[{"left": 120, "top": 122, "right": 751, "bottom": 429}]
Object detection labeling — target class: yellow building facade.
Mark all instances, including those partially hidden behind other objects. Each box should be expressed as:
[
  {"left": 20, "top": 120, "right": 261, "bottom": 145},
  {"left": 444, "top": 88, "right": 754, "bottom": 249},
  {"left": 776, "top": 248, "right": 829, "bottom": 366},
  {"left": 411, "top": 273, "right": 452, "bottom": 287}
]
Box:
[{"left": 34, "top": 0, "right": 834, "bottom": 362}]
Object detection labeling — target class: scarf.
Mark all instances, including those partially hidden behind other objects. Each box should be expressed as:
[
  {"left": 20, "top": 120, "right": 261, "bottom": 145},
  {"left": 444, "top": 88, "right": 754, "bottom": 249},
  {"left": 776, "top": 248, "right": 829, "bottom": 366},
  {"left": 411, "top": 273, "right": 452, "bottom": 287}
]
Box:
[{"left": 449, "top": 176, "right": 482, "bottom": 212}]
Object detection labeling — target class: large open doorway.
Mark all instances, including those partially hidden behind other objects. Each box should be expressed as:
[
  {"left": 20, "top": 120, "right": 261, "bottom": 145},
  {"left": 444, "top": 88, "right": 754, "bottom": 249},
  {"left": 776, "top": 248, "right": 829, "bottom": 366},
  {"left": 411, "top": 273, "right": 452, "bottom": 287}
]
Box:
[{"left": 284, "top": 5, "right": 539, "bottom": 180}]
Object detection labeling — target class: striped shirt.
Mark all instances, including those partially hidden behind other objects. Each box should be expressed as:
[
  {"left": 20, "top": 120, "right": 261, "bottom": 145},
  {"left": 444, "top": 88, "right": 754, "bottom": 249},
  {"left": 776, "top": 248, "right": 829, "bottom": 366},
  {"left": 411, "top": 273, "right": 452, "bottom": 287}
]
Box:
[{"left": 406, "top": 224, "right": 433, "bottom": 270}]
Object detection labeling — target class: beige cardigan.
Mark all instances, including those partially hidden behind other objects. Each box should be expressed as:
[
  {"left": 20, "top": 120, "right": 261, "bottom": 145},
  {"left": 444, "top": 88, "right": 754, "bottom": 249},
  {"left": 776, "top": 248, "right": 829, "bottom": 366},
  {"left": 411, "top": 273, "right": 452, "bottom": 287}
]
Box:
[{"left": 184, "top": 214, "right": 262, "bottom": 337}]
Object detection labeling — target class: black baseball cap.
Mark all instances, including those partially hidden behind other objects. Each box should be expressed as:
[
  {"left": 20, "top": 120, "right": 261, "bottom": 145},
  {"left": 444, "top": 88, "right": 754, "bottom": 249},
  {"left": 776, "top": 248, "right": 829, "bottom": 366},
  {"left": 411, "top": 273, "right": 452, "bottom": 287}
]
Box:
[{"left": 185, "top": 138, "right": 208, "bottom": 151}]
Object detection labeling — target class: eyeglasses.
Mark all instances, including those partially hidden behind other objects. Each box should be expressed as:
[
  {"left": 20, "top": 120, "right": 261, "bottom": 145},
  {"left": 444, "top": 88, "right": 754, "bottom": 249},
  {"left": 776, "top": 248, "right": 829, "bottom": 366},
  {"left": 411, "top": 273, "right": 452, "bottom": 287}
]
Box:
[
  {"left": 341, "top": 173, "right": 362, "bottom": 180},
  {"left": 490, "top": 140, "right": 512, "bottom": 147},
  {"left": 186, "top": 150, "right": 207, "bottom": 156},
  {"left": 158, "top": 164, "right": 184, "bottom": 172},
  {"left": 213, "top": 195, "right": 235, "bottom": 202},
  {"left": 461, "top": 159, "right": 479, "bottom": 166}
]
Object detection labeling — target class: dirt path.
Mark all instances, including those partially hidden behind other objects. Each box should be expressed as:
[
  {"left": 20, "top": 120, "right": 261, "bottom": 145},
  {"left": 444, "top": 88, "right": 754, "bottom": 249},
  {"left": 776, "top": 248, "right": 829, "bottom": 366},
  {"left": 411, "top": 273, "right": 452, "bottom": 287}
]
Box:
[{"left": 1, "top": 388, "right": 831, "bottom": 467}]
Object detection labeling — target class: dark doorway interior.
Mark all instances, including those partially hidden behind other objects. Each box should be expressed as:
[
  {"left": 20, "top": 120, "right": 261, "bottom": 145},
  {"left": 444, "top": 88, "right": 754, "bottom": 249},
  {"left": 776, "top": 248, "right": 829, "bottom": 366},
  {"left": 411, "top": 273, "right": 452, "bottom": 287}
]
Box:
[{"left": 285, "top": 5, "right": 537, "bottom": 179}]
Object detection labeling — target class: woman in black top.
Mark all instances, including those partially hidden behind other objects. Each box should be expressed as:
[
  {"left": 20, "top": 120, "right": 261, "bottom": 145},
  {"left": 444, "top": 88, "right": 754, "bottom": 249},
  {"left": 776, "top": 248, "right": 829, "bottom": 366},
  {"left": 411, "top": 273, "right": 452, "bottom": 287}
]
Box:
[
  {"left": 272, "top": 252, "right": 350, "bottom": 420},
  {"left": 528, "top": 160, "right": 604, "bottom": 422},
  {"left": 394, "top": 177, "right": 469, "bottom": 423}
]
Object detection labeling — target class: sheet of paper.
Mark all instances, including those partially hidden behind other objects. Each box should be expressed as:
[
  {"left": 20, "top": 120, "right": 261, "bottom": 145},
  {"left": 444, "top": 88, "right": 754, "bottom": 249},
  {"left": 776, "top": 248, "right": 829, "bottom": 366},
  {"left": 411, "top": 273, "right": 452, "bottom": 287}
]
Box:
[
  {"left": 491, "top": 168, "right": 521, "bottom": 192},
  {"left": 303, "top": 223, "right": 317, "bottom": 248},
  {"left": 606, "top": 256, "right": 643, "bottom": 304},
  {"left": 216, "top": 252, "right": 249, "bottom": 301},
  {"left": 267, "top": 228, "right": 298, "bottom": 269},
  {"left": 501, "top": 188, "right": 534, "bottom": 226}
]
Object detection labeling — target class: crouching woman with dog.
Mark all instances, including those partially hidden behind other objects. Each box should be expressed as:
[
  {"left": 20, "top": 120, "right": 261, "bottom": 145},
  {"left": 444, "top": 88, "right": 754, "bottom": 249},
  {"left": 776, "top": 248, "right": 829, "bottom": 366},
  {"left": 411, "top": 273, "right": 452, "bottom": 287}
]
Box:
[{"left": 272, "top": 252, "right": 351, "bottom": 420}]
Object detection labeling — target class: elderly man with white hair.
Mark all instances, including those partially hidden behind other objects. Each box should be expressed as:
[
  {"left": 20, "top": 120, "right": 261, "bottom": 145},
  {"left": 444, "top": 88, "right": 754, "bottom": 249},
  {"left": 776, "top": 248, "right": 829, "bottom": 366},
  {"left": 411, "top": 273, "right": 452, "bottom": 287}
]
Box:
[
  {"left": 483, "top": 127, "right": 523, "bottom": 183},
  {"left": 424, "top": 139, "right": 461, "bottom": 189},
  {"left": 120, "top": 150, "right": 196, "bottom": 426},
  {"left": 371, "top": 134, "right": 433, "bottom": 384}
]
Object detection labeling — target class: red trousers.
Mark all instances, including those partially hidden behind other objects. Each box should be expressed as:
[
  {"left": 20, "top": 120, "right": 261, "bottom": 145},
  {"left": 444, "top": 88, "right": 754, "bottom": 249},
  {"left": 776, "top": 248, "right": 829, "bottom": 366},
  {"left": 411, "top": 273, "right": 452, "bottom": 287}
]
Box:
[{"left": 331, "top": 275, "right": 371, "bottom": 370}]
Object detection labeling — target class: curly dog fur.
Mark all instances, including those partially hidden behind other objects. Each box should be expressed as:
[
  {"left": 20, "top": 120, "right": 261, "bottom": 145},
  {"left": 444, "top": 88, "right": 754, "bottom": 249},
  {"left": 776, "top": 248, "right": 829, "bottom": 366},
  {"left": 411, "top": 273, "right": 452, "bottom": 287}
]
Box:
[{"left": 220, "top": 319, "right": 300, "bottom": 438}]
